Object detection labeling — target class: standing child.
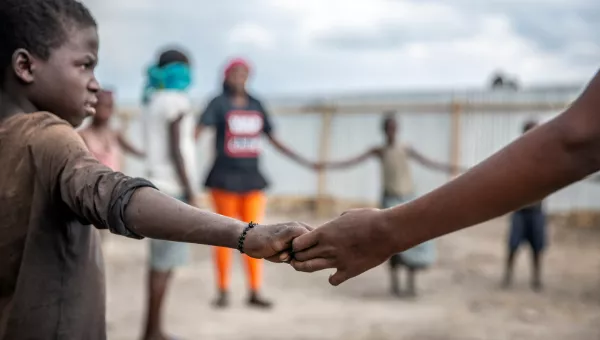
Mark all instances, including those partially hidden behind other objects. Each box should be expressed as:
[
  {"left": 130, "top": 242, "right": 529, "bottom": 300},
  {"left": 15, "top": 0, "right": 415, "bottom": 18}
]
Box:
[
  {"left": 502, "top": 120, "right": 546, "bottom": 291},
  {"left": 0, "top": 2, "right": 310, "bottom": 339},
  {"left": 78, "top": 89, "right": 145, "bottom": 243},
  {"left": 196, "top": 58, "right": 318, "bottom": 309},
  {"left": 321, "top": 112, "right": 461, "bottom": 297},
  {"left": 79, "top": 88, "right": 145, "bottom": 172},
  {"left": 140, "top": 48, "right": 199, "bottom": 340}
]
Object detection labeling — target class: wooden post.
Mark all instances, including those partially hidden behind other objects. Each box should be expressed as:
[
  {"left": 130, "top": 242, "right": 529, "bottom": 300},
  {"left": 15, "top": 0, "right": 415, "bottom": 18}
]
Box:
[
  {"left": 449, "top": 100, "right": 462, "bottom": 179},
  {"left": 316, "top": 106, "right": 335, "bottom": 218}
]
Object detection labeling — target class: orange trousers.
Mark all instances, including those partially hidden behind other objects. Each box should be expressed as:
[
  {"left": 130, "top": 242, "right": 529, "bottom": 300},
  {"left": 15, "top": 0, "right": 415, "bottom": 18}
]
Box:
[{"left": 210, "top": 189, "right": 266, "bottom": 292}]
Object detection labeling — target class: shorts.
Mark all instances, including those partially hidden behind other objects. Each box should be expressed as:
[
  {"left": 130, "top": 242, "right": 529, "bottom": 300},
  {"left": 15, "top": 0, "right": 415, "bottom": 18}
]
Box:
[
  {"left": 149, "top": 196, "right": 191, "bottom": 271},
  {"left": 508, "top": 207, "right": 546, "bottom": 253},
  {"left": 381, "top": 194, "right": 436, "bottom": 268}
]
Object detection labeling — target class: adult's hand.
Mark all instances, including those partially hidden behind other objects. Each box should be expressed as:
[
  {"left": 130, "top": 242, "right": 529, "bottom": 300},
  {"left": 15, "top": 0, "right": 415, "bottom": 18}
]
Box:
[{"left": 290, "top": 208, "right": 409, "bottom": 286}]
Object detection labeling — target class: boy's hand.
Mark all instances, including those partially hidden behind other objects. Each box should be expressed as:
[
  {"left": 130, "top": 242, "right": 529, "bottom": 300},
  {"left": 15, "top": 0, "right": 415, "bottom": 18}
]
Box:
[
  {"left": 290, "top": 208, "right": 398, "bottom": 286},
  {"left": 243, "top": 222, "right": 313, "bottom": 263}
]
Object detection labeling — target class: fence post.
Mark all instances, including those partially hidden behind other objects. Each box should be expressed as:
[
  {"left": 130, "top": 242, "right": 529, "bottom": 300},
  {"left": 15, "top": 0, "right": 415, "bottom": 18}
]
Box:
[
  {"left": 449, "top": 100, "right": 462, "bottom": 178},
  {"left": 316, "top": 106, "right": 335, "bottom": 218}
]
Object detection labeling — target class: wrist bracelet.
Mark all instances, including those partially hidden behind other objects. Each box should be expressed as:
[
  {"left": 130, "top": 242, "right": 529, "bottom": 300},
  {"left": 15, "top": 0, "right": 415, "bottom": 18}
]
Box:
[{"left": 237, "top": 221, "right": 258, "bottom": 253}]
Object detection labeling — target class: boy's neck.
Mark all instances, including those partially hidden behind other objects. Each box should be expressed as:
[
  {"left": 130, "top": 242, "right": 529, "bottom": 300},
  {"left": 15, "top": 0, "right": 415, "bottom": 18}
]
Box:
[
  {"left": 0, "top": 89, "right": 37, "bottom": 120},
  {"left": 386, "top": 137, "right": 396, "bottom": 146}
]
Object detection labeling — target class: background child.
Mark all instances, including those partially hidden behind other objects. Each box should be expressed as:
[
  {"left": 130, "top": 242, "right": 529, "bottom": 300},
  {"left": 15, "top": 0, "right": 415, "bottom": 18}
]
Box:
[
  {"left": 79, "top": 88, "right": 145, "bottom": 172},
  {"left": 195, "top": 58, "right": 318, "bottom": 309},
  {"left": 140, "top": 48, "right": 198, "bottom": 340},
  {"left": 321, "top": 112, "right": 462, "bottom": 297},
  {"left": 78, "top": 88, "right": 145, "bottom": 243},
  {"left": 502, "top": 120, "right": 547, "bottom": 291}
]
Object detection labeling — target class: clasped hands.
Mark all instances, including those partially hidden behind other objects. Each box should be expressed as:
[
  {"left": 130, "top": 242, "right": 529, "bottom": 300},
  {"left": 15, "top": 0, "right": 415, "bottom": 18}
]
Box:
[{"left": 242, "top": 207, "right": 405, "bottom": 286}]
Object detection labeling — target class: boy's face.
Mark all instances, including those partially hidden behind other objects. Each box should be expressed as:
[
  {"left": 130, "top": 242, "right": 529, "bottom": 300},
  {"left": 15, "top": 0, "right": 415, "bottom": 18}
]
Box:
[
  {"left": 20, "top": 26, "right": 100, "bottom": 127},
  {"left": 385, "top": 119, "right": 398, "bottom": 138},
  {"left": 226, "top": 65, "right": 248, "bottom": 92},
  {"left": 94, "top": 90, "right": 114, "bottom": 123},
  {"left": 523, "top": 122, "right": 538, "bottom": 133}
]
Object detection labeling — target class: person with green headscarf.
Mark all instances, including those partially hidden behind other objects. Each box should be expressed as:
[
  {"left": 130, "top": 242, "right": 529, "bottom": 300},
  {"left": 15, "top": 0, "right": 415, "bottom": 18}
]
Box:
[{"left": 140, "top": 48, "right": 196, "bottom": 340}]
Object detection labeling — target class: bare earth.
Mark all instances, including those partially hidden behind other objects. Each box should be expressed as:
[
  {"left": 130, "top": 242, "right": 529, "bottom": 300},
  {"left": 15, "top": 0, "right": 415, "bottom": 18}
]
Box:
[{"left": 103, "top": 214, "right": 600, "bottom": 340}]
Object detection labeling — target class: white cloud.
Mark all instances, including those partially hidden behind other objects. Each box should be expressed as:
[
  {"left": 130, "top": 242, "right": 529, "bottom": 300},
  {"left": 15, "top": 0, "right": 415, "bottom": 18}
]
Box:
[
  {"left": 81, "top": 0, "right": 599, "bottom": 103},
  {"left": 228, "top": 23, "right": 275, "bottom": 50}
]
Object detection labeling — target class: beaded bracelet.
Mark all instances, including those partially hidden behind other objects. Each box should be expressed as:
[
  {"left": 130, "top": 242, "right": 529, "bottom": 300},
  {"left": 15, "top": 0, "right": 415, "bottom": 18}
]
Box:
[{"left": 237, "top": 221, "right": 258, "bottom": 253}]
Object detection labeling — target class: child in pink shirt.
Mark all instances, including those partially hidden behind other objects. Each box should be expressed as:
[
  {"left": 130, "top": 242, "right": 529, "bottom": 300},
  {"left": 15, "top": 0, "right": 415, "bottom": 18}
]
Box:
[{"left": 79, "top": 89, "right": 145, "bottom": 172}]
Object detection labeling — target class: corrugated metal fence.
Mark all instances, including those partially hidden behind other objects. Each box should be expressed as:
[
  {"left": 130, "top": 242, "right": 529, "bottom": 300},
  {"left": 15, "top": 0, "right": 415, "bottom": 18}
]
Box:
[{"left": 115, "top": 84, "right": 598, "bottom": 216}]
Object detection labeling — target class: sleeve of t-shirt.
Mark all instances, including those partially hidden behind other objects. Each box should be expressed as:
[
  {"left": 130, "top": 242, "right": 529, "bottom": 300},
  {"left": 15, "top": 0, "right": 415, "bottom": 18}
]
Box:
[
  {"left": 198, "top": 97, "right": 220, "bottom": 127},
  {"left": 29, "top": 115, "right": 157, "bottom": 239},
  {"left": 257, "top": 101, "right": 274, "bottom": 135}
]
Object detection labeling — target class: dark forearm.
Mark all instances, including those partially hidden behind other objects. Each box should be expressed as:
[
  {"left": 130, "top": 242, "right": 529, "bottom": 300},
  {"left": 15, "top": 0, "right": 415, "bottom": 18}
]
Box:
[
  {"left": 125, "top": 188, "right": 245, "bottom": 247},
  {"left": 383, "top": 114, "right": 599, "bottom": 252}
]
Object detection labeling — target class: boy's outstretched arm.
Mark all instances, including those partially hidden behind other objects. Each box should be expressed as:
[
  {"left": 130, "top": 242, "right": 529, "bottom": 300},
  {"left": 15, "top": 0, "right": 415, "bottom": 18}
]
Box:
[
  {"left": 290, "top": 70, "right": 600, "bottom": 285},
  {"left": 124, "top": 188, "right": 309, "bottom": 260},
  {"left": 32, "top": 116, "right": 309, "bottom": 262}
]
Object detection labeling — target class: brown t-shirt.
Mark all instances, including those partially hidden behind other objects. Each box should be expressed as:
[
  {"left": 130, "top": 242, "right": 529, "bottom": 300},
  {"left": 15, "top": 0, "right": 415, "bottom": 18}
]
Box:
[{"left": 0, "top": 112, "right": 154, "bottom": 339}]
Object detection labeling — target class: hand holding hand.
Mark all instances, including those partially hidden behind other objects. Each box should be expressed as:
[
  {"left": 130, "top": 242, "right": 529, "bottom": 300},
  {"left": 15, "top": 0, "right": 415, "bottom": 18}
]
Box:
[
  {"left": 290, "top": 208, "right": 398, "bottom": 286},
  {"left": 313, "top": 162, "right": 324, "bottom": 171},
  {"left": 242, "top": 221, "right": 313, "bottom": 263}
]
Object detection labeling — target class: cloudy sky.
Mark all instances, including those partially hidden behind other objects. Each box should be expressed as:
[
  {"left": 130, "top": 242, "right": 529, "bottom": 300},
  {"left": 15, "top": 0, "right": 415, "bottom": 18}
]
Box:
[{"left": 83, "top": 0, "right": 599, "bottom": 104}]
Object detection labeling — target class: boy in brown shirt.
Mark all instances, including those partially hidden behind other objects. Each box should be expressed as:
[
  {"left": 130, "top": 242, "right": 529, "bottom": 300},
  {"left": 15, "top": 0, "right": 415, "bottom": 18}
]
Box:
[{"left": 0, "top": 1, "right": 309, "bottom": 339}]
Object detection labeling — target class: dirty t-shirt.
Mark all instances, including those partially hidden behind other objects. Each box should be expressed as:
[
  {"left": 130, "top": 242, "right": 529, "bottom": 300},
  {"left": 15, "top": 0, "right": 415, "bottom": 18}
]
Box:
[
  {"left": 0, "top": 112, "right": 154, "bottom": 340},
  {"left": 198, "top": 93, "right": 274, "bottom": 193}
]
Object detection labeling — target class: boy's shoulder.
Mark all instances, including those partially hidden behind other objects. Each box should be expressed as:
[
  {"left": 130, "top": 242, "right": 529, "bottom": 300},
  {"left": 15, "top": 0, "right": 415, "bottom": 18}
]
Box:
[{"left": 4, "top": 111, "right": 71, "bottom": 138}]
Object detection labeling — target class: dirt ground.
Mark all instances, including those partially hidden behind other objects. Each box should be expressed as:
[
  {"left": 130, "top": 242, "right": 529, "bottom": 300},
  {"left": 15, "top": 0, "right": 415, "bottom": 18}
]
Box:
[{"left": 103, "top": 213, "right": 600, "bottom": 340}]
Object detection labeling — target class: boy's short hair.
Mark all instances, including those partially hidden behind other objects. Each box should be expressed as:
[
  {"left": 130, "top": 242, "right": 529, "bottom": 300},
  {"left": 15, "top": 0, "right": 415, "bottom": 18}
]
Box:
[
  {"left": 523, "top": 120, "right": 538, "bottom": 132},
  {"left": 0, "top": 0, "right": 96, "bottom": 83},
  {"left": 381, "top": 111, "right": 397, "bottom": 132}
]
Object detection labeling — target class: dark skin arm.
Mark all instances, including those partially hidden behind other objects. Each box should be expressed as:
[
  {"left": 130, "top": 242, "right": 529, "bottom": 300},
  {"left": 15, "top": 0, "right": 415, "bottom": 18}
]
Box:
[
  {"left": 320, "top": 148, "right": 381, "bottom": 170},
  {"left": 169, "top": 114, "right": 194, "bottom": 203},
  {"left": 267, "top": 133, "right": 317, "bottom": 169},
  {"left": 291, "top": 70, "right": 600, "bottom": 286},
  {"left": 117, "top": 132, "right": 145, "bottom": 158},
  {"left": 124, "top": 188, "right": 311, "bottom": 261},
  {"left": 194, "top": 124, "right": 205, "bottom": 141},
  {"left": 406, "top": 146, "right": 463, "bottom": 173}
]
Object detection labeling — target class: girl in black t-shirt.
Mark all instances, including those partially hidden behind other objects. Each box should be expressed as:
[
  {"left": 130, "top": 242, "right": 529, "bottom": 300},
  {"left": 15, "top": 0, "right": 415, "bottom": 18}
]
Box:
[{"left": 195, "top": 58, "right": 318, "bottom": 308}]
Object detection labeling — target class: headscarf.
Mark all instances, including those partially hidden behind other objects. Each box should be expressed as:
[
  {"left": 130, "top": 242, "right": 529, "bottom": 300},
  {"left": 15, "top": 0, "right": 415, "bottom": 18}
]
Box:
[{"left": 142, "top": 61, "right": 192, "bottom": 104}]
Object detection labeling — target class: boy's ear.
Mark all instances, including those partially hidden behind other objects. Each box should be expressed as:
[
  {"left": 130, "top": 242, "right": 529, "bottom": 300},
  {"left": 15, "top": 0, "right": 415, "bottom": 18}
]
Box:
[{"left": 12, "top": 49, "right": 36, "bottom": 84}]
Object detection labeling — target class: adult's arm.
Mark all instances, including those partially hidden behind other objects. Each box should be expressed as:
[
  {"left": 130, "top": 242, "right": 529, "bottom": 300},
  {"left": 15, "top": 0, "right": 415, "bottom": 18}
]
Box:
[{"left": 291, "top": 70, "right": 600, "bottom": 285}]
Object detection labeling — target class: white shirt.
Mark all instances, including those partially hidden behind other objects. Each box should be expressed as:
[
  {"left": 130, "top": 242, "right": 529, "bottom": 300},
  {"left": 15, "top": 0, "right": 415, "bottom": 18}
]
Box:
[{"left": 142, "top": 90, "right": 197, "bottom": 198}]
